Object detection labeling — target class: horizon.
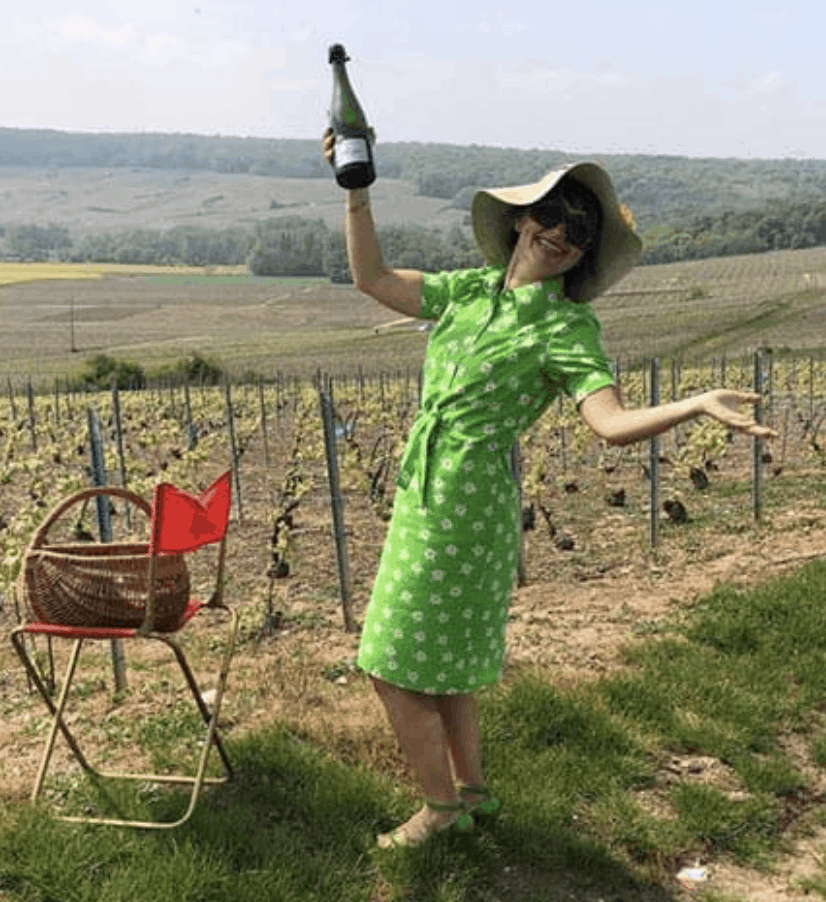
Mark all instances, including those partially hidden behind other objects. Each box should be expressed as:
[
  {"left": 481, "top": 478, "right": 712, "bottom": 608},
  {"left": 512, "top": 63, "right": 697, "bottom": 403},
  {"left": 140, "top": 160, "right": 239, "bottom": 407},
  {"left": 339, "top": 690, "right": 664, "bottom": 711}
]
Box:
[{"left": 2, "top": 124, "right": 825, "bottom": 166}]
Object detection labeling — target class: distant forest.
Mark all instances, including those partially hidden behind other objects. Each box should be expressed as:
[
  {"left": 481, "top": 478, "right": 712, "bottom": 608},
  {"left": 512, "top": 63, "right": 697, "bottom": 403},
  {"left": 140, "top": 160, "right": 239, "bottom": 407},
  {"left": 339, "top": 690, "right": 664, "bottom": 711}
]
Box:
[{"left": 1, "top": 127, "right": 825, "bottom": 279}]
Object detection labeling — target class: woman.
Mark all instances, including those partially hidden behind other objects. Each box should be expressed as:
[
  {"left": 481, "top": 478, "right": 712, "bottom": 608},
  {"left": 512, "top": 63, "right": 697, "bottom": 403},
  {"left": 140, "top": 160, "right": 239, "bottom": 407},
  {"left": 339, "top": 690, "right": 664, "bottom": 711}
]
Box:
[{"left": 321, "top": 128, "right": 776, "bottom": 849}]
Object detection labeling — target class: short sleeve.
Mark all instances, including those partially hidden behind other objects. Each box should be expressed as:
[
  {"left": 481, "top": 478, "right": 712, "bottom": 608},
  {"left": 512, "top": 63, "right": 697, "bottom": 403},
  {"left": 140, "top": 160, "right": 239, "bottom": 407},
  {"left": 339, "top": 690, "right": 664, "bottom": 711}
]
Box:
[
  {"left": 420, "top": 271, "right": 452, "bottom": 320},
  {"left": 420, "top": 267, "right": 492, "bottom": 320},
  {"left": 545, "top": 305, "right": 616, "bottom": 405}
]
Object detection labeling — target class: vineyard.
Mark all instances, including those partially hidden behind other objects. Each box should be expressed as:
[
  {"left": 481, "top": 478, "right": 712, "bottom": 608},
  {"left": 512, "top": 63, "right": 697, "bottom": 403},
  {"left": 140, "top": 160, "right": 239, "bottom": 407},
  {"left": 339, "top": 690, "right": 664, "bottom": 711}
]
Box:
[{"left": 2, "top": 355, "right": 826, "bottom": 629}]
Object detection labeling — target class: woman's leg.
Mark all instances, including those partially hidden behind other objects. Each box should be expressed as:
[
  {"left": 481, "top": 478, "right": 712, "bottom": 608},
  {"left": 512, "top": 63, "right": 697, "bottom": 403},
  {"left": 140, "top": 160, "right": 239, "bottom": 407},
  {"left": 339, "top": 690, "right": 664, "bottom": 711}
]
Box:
[
  {"left": 370, "top": 675, "right": 457, "bottom": 804},
  {"left": 433, "top": 693, "right": 485, "bottom": 788}
]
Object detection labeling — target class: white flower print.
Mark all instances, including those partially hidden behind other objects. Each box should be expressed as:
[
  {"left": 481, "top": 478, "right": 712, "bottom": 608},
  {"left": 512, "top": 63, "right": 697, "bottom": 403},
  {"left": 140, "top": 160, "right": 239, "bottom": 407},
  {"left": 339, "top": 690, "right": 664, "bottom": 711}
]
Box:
[
  {"left": 393, "top": 628, "right": 404, "bottom": 639},
  {"left": 437, "top": 672, "right": 447, "bottom": 682},
  {"left": 441, "top": 651, "right": 453, "bottom": 663},
  {"left": 463, "top": 482, "right": 478, "bottom": 495},
  {"left": 387, "top": 660, "right": 398, "bottom": 670},
  {"left": 407, "top": 671, "right": 419, "bottom": 683},
  {"left": 437, "top": 634, "right": 448, "bottom": 645},
  {"left": 412, "top": 610, "right": 424, "bottom": 623},
  {"left": 384, "top": 644, "right": 396, "bottom": 656},
  {"left": 460, "top": 563, "right": 473, "bottom": 575},
  {"left": 484, "top": 424, "right": 495, "bottom": 435},
  {"left": 445, "top": 544, "right": 458, "bottom": 557},
  {"left": 462, "top": 460, "right": 474, "bottom": 472},
  {"left": 437, "top": 612, "right": 450, "bottom": 623},
  {"left": 481, "top": 361, "right": 492, "bottom": 375},
  {"left": 472, "top": 544, "right": 485, "bottom": 557},
  {"left": 440, "top": 518, "right": 453, "bottom": 530},
  {"left": 463, "top": 608, "right": 473, "bottom": 619},
  {"left": 411, "top": 562, "right": 423, "bottom": 575},
  {"left": 373, "top": 623, "right": 384, "bottom": 634},
  {"left": 450, "top": 585, "right": 463, "bottom": 597},
  {"left": 415, "top": 650, "right": 428, "bottom": 662},
  {"left": 484, "top": 381, "right": 496, "bottom": 393},
  {"left": 414, "top": 631, "right": 426, "bottom": 643},
  {"left": 400, "top": 589, "right": 413, "bottom": 602},
  {"left": 453, "top": 504, "right": 467, "bottom": 517},
  {"left": 419, "top": 527, "right": 432, "bottom": 541},
  {"left": 431, "top": 569, "right": 445, "bottom": 581},
  {"left": 393, "top": 569, "right": 403, "bottom": 581},
  {"left": 441, "top": 458, "right": 454, "bottom": 471},
  {"left": 429, "top": 593, "right": 443, "bottom": 605},
  {"left": 424, "top": 548, "right": 437, "bottom": 561},
  {"left": 472, "top": 521, "right": 484, "bottom": 532}
]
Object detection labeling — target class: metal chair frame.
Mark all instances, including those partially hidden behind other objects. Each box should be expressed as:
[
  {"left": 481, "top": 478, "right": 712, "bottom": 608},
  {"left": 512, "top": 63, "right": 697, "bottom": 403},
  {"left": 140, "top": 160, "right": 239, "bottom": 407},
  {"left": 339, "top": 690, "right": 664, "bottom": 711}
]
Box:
[{"left": 10, "top": 479, "right": 238, "bottom": 829}]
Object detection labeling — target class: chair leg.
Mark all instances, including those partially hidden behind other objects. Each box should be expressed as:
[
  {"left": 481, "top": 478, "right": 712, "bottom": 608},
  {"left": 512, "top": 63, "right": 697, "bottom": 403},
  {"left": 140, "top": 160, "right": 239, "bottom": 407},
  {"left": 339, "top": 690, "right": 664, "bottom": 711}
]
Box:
[
  {"left": 10, "top": 608, "right": 239, "bottom": 829},
  {"left": 10, "top": 630, "right": 97, "bottom": 797},
  {"left": 64, "top": 608, "right": 238, "bottom": 829}
]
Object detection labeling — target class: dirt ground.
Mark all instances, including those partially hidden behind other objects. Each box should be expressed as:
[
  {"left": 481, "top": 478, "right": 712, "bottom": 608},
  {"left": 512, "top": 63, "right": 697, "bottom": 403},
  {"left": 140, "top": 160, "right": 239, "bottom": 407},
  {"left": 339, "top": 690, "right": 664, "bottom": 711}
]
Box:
[{"left": 2, "top": 415, "right": 826, "bottom": 901}]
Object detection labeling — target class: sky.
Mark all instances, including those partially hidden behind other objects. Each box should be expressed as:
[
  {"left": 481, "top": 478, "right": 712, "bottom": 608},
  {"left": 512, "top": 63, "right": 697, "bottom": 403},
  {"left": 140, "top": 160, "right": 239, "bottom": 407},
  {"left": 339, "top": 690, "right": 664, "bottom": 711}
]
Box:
[{"left": 4, "top": 0, "right": 826, "bottom": 161}]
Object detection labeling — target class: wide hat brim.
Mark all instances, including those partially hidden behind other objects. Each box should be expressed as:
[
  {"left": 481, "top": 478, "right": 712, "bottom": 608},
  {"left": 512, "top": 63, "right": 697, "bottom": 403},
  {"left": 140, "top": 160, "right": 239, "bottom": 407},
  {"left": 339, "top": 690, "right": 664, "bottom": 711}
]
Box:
[{"left": 471, "top": 162, "right": 642, "bottom": 301}]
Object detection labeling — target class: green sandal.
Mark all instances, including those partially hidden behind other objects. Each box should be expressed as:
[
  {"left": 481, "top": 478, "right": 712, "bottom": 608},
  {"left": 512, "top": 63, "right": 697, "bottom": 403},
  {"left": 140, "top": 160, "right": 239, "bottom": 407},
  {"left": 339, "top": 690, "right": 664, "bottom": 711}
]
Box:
[
  {"left": 377, "top": 799, "right": 473, "bottom": 849},
  {"left": 458, "top": 784, "right": 501, "bottom": 818}
]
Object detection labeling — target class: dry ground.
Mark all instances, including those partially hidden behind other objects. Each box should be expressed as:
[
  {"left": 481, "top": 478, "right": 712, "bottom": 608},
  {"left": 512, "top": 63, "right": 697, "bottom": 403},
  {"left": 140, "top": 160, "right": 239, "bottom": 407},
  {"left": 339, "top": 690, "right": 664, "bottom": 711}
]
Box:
[{"left": 2, "top": 417, "right": 826, "bottom": 899}]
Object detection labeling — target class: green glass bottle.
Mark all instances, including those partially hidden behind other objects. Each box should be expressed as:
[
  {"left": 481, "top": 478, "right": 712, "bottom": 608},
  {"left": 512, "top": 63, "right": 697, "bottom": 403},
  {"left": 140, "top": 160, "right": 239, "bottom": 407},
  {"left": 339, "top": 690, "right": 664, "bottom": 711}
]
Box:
[{"left": 328, "top": 43, "right": 376, "bottom": 189}]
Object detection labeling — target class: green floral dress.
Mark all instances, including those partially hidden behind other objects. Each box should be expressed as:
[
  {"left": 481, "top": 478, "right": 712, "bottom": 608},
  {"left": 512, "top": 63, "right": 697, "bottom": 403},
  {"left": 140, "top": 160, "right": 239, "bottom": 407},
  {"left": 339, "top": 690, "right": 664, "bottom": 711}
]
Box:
[{"left": 356, "top": 265, "right": 616, "bottom": 695}]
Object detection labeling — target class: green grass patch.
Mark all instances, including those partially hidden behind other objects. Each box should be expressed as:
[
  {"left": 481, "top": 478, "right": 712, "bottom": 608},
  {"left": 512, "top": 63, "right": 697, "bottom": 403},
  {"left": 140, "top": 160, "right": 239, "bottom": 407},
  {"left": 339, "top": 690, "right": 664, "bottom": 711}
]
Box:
[{"left": 4, "top": 560, "right": 826, "bottom": 898}]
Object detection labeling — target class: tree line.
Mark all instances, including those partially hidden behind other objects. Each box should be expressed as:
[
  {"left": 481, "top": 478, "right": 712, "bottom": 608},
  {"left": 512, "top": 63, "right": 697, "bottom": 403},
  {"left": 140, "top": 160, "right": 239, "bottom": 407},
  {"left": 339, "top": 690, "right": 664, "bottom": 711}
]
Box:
[{"left": 2, "top": 198, "right": 825, "bottom": 278}]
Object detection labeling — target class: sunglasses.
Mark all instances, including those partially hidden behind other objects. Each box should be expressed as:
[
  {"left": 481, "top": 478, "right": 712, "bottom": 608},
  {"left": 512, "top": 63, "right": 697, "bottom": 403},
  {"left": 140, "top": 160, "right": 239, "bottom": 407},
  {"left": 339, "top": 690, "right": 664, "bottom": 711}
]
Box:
[{"left": 527, "top": 195, "right": 601, "bottom": 251}]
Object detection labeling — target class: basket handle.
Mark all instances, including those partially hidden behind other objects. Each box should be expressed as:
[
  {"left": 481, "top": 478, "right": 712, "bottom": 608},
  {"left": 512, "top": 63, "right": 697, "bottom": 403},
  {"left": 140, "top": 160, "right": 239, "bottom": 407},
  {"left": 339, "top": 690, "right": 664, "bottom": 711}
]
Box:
[{"left": 29, "top": 486, "right": 152, "bottom": 551}]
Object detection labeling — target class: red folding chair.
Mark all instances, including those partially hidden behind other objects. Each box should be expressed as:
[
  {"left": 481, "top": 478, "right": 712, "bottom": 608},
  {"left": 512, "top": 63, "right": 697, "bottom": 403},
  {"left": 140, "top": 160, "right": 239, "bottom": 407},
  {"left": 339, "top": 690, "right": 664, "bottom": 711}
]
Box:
[{"left": 10, "top": 470, "right": 238, "bottom": 829}]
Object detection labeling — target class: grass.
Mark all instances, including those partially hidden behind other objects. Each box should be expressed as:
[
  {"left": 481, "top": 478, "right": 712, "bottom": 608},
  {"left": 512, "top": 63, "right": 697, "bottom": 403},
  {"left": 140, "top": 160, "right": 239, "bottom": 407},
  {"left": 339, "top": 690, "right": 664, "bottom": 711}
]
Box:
[{"left": 4, "top": 560, "right": 826, "bottom": 899}]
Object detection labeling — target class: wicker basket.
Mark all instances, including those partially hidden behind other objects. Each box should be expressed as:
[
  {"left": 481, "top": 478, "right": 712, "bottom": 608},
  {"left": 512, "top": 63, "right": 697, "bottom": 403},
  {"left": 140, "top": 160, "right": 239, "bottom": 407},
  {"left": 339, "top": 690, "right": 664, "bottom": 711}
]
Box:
[{"left": 18, "top": 487, "right": 190, "bottom": 632}]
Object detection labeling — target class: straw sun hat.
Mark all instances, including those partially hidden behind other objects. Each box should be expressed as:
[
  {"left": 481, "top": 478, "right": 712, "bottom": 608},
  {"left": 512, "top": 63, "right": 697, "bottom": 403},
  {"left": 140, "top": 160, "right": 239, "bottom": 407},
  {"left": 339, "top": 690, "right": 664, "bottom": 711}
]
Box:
[{"left": 471, "top": 162, "right": 643, "bottom": 301}]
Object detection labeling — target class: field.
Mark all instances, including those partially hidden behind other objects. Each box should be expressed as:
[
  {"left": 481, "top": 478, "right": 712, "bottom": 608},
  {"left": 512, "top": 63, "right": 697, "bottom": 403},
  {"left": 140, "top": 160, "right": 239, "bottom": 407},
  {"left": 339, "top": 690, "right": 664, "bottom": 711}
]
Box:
[
  {"left": 0, "top": 166, "right": 468, "bottom": 238},
  {"left": 3, "top": 244, "right": 826, "bottom": 387},
  {"left": 1, "top": 250, "right": 826, "bottom": 899}
]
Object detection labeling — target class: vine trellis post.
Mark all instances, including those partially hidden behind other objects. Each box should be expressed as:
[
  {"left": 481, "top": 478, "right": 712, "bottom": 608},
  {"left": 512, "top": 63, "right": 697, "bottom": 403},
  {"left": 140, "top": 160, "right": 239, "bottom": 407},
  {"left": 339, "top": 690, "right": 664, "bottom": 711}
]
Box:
[
  {"left": 317, "top": 374, "right": 356, "bottom": 633},
  {"left": 648, "top": 358, "right": 661, "bottom": 549},
  {"left": 87, "top": 405, "right": 128, "bottom": 693}
]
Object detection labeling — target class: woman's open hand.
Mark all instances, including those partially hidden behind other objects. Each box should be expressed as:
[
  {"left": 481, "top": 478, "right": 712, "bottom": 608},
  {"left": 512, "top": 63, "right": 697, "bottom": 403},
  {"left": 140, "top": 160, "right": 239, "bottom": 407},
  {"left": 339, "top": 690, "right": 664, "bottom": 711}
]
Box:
[{"left": 699, "top": 390, "right": 778, "bottom": 438}]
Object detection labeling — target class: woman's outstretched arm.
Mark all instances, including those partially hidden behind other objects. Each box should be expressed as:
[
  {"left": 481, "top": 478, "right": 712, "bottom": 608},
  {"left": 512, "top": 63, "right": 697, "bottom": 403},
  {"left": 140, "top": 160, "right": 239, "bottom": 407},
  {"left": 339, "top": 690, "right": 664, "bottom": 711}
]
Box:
[{"left": 578, "top": 385, "right": 778, "bottom": 446}]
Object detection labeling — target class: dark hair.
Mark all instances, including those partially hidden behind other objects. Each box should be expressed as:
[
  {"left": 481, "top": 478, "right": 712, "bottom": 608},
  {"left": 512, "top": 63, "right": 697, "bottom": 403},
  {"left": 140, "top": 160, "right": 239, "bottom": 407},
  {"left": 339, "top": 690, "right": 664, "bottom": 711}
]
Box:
[{"left": 504, "top": 177, "right": 603, "bottom": 303}]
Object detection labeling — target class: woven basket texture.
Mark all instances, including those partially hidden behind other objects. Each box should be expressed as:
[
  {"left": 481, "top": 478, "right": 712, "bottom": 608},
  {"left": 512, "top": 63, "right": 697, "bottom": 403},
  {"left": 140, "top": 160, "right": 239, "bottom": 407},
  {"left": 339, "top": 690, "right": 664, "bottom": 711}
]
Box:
[{"left": 19, "top": 543, "right": 190, "bottom": 632}]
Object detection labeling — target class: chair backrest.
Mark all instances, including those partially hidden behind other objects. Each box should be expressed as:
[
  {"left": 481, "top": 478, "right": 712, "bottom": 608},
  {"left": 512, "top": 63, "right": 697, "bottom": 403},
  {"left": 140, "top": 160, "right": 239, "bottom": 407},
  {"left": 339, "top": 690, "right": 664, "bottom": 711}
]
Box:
[{"left": 143, "top": 470, "right": 232, "bottom": 631}]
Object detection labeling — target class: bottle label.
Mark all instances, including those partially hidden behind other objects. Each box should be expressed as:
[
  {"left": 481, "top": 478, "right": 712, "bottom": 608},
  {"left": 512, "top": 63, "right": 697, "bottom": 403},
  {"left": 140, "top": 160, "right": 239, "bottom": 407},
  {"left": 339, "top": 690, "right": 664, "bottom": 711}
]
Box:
[{"left": 335, "top": 137, "right": 370, "bottom": 168}]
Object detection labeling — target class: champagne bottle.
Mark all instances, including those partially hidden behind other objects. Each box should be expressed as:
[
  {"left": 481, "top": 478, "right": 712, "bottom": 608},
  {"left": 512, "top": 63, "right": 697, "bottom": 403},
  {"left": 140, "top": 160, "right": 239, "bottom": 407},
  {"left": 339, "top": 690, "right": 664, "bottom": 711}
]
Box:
[{"left": 328, "top": 43, "right": 376, "bottom": 189}]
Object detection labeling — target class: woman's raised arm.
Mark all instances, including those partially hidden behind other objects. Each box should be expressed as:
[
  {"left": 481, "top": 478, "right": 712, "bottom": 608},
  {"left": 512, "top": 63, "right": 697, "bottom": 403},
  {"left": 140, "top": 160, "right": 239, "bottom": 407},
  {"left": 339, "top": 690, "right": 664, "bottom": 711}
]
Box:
[{"left": 323, "top": 128, "right": 423, "bottom": 317}]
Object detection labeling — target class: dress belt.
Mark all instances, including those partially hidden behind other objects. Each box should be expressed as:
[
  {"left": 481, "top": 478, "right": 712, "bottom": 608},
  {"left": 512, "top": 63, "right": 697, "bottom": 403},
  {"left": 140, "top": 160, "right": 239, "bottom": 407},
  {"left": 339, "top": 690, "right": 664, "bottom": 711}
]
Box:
[{"left": 397, "top": 405, "right": 443, "bottom": 507}]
